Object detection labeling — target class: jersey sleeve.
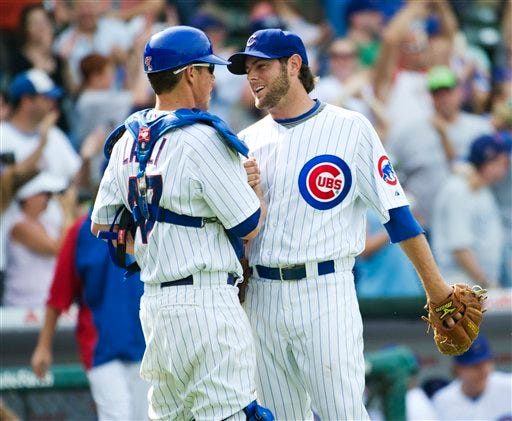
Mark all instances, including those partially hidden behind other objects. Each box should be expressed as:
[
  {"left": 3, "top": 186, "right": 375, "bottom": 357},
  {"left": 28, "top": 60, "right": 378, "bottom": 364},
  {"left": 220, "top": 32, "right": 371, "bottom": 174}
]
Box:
[
  {"left": 187, "top": 128, "right": 260, "bottom": 230},
  {"left": 46, "top": 215, "right": 87, "bottom": 311},
  {"left": 354, "top": 115, "right": 409, "bottom": 224},
  {"left": 91, "top": 140, "right": 125, "bottom": 225}
]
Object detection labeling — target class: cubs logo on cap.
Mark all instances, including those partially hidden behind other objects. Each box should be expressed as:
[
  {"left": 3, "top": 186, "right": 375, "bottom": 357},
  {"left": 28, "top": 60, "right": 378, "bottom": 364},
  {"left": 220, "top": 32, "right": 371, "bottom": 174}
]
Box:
[
  {"left": 378, "top": 155, "right": 398, "bottom": 186},
  {"left": 246, "top": 35, "right": 257, "bottom": 47},
  {"left": 298, "top": 155, "right": 352, "bottom": 210},
  {"left": 227, "top": 28, "right": 309, "bottom": 75}
]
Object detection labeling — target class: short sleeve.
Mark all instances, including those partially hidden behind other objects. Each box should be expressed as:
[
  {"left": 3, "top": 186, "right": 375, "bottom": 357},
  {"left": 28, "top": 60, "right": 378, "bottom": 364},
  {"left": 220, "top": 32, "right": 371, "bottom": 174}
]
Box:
[
  {"left": 91, "top": 141, "right": 125, "bottom": 225},
  {"left": 355, "top": 115, "right": 409, "bottom": 224}
]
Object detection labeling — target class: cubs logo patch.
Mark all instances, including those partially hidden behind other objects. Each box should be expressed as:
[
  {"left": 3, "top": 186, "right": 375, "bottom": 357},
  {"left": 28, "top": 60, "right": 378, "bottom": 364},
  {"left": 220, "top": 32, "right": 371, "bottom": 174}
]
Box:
[
  {"left": 144, "top": 56, "right": 153, "bottom": 72},
  {"left": 378, "top": 155, "right": 398, "bottom": 186},
  {"left": 298, "top": 155, "right": 352, "bottom": 210}
]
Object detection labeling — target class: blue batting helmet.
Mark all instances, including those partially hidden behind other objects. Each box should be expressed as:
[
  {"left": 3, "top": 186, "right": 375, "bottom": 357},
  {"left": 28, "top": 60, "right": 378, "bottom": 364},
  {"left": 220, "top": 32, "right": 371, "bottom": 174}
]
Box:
[{"left": 143, "top": 26, "right": 230, "bottom": 73}]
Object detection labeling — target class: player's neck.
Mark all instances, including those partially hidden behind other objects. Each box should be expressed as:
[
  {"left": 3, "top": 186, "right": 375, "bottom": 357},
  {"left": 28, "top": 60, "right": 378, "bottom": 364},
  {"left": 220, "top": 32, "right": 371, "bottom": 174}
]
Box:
[
  {"left": 154, "top": 91, "right": 195, "bottom": 112},
  {"left": 269, "top": 90, "right": 315, "bottom": 121}
]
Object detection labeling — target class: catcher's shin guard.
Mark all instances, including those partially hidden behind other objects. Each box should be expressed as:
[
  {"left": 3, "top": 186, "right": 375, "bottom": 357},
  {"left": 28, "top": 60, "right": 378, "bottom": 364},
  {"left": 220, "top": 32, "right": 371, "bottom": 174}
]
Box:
[{"left": 243, "top": 401, "right": 274, "bottom": 421}]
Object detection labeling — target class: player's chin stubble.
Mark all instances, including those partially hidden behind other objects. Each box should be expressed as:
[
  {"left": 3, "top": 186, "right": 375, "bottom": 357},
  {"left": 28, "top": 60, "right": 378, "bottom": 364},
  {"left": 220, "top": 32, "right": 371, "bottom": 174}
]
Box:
[{"left": 255, "top": 65, "right": 290, "bottom": 110}]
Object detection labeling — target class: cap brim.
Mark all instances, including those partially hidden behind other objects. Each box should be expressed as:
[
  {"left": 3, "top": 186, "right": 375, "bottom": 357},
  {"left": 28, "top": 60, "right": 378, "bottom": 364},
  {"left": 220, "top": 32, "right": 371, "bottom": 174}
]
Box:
[
  {"left": 42, "top": 86, "right": 63, "bottom": 99},
  {"left": 227, "top": 51, "right": 278, "bottom": 74}
]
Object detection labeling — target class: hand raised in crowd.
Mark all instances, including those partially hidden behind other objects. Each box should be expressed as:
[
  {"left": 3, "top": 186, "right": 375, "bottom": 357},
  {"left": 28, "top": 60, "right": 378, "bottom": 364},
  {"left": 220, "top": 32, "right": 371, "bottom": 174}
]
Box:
[
  {"left": 38, "top": 110, "right": 60, "bottom": 142},
  {"left": 80, "top": 126, "right": 106, "bottom": 161}
]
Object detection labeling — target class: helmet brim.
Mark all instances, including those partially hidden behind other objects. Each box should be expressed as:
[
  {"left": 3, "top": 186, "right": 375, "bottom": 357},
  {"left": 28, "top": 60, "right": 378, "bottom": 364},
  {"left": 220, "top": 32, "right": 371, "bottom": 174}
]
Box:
[{"left": 196, "top": 53, "right": 231, "bottom": 66}]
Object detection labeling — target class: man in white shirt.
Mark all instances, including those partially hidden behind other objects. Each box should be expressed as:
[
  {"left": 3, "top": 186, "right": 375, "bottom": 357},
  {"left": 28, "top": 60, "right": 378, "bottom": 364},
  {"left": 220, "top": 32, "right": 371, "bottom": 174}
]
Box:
[{"left": 432, "top": 335, "right": 512, "bottom": 420}]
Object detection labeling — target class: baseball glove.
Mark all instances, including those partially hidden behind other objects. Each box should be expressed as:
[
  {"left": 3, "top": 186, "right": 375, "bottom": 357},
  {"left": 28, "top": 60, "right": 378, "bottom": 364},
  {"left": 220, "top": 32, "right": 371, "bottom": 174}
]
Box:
[{"left": 422, "top": 284, "right": 487, "bottom": 356}]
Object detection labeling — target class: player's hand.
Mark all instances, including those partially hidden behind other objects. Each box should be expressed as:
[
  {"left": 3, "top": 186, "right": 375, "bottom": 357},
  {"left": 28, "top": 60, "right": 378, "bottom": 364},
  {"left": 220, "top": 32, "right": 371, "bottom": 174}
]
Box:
[
  {"left": 31, "top": 345, "right": 52, "bottom": 379},
  {"left": 244, "top": 158, "right": 261, "bottom": 188}
]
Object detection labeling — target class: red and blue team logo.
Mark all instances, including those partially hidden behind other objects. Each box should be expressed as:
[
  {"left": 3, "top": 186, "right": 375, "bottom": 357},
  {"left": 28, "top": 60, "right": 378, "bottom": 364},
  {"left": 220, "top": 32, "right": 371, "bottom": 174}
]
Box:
[
  {"left": 298, "top": 155, "right": 352, "bottom": 210},
  {"left": 378, "top": 155, "right": 398, "bottom": 186}
]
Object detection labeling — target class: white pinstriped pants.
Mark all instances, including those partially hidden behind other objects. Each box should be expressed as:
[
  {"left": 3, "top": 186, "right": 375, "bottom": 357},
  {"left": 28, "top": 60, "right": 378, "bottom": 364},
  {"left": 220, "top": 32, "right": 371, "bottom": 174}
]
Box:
[
  {"left": 244, "top": 269, "right": 369, "bottom": 421},
  {"left": 139, "top": 273, "right": 257, "bottom": 421}
]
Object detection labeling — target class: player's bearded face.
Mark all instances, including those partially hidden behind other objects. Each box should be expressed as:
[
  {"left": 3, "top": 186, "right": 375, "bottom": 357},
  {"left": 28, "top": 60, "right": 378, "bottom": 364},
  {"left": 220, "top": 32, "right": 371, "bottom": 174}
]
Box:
[{"left": 254, "top": 61, "right": 290, "bottom": 110}]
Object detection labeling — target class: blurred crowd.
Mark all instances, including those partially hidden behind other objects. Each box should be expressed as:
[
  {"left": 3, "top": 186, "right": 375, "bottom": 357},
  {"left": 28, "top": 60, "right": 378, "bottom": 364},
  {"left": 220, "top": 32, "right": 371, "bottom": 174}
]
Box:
[{"left": 0, "top": 0, "right": 511, "bottom": 308}]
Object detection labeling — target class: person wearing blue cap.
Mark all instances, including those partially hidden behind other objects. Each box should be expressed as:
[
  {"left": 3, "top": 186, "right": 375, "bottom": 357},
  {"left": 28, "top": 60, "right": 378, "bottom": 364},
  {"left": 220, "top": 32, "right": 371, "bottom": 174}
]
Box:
[
  {"left": 432, "top": 335, "right": 512, "bottom": 420},
  {"left": 1, "top": 69, "right": 80, "bottom": 185},
  {"left": 431, "top": 133, "right": 511, "bottom": 288},
  {"left": 0, "top": 69, "right": 81, "bottom": 301},
  {"left": 228, "top": 28, "right": 465, "bottom": 421},
  {"left": 90, "top": 26, "right": 272, "bottom": 421}
]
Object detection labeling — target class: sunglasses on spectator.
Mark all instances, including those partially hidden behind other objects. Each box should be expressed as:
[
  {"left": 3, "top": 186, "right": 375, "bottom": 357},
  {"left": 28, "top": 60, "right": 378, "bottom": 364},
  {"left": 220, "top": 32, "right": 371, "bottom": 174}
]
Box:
[
  {"left": 173, "top": 63, "right": 215, "bottom": 75},
  {"left": 330, "top": 51, "right": 357, "bottom": 59}
]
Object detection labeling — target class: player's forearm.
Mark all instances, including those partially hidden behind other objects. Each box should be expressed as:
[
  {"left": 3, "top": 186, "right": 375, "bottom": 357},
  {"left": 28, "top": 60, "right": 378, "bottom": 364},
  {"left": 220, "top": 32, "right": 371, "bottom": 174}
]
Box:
[
  {"left": 399, "top": 234, "right": 452, "bottom": 302},
  {"left": 453, "top": 248, "right": 487, "bottom": 285},
  {"left": 36, "top": 306, "right": 61, "bottom": 349}
]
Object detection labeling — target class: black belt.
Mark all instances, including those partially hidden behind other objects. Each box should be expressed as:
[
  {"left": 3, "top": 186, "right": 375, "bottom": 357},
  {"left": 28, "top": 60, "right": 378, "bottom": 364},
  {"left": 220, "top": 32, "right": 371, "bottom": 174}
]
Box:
[
  {"left": 255, "top": 260, "right": 335, "bottom": 281},
  {"left": 161, "top": 274, "right": 235, "bottom": 288}
]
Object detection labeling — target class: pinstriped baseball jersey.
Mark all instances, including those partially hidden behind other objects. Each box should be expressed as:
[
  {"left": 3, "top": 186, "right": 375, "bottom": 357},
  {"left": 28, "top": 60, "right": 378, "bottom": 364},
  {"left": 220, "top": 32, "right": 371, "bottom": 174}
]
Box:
[
  {"left": 92, "top": 110, "right": 260, "bottom": 283},
  {"left": 92, "top": 109, "right": 263, "bottom": 420},
  {"left": 239, "top": 101, "right": 409, "bottom": 420},
  {"left": 239, "top": 102, "right": 409, "bottom": 267}
]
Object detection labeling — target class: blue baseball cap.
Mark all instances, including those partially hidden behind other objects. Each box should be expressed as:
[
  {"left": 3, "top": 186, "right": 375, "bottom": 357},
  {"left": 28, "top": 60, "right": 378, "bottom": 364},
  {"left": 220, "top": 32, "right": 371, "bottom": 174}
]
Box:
[
  {"left": 454, "top": 335, "right": 493, "bottom": 366},
  {"left": 9, "top": 69, "right": 63, "bottom": 102},
  {"left": 228, "top": 28, "right": 308, "bottom": 75},
  {"left": 468, "top": 132, "right": 512, "bottom": 168}
]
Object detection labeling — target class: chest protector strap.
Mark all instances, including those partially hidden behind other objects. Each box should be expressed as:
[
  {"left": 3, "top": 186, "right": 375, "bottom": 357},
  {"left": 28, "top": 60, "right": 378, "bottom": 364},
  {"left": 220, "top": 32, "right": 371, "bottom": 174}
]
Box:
[{"left": 99, "top": 108, "right": 249, "bottom": 273}]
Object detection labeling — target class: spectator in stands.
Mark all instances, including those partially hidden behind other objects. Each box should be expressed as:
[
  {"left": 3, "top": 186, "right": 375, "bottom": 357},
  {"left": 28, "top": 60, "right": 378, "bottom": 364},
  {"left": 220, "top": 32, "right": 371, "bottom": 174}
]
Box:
[
  {"left": 3, "top": 173, "right": 75, "bottom": 306},
  {"left": 432, "top": 335, "right": 512, "bottom": 420},
  {"left": 31, "top": 211, "right": 149, "bottom": 420},
  {"left": 374, "top": 0, "right": 458, "bottom": 142},
  {"left": 344, "top": 0, "right": 385, "bottom": 68},
  {"left": 431, "top": 133, "right": 510, "bottom": 288},
  {"left": 53, "top": 0, "right": 131, "bottom": 92},
  {"left": 8, "top": 4, "right": 72, "bottom": 132},
  {"left": 490, "top": 101, "right": 512, "bottom": 287},
  {"left": 388, "top": 66, "right": 492, "bottom": 231},
  {"left": 0, "top": 70, "right": 81, "bottom": 304},
  {"left": 1, "top": 69, "right": 81, "bottom": 182},
  {"left": 73, "top": 53, "right": 133, "bottom": 150},
  {"left": 11, "top": 5, "right": 70, "bottom": 93},
  {"left": 311, "top": 37, "right": 388, "bottom": 138}
]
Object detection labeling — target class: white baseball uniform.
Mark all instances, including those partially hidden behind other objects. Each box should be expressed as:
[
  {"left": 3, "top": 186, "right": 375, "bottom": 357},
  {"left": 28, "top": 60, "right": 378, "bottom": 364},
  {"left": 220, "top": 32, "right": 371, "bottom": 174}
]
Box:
[
  {"left": 432, "top": 371, "right": 512, "bottom": 420},
  {"left": 239, "top": 101, "right": 409, "bottom": 420},
  {"left": 92, "top": 110, "right": 261, "bottom": 420}
]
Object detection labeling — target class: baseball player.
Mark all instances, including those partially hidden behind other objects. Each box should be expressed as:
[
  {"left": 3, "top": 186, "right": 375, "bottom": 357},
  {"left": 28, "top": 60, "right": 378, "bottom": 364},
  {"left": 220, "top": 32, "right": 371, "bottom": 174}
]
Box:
[
  {"left": 227, "top": 29, "right": 459, "bottom": 420},
  {"left": 91, "top": 26, "right": 272, "bottom": 421}
]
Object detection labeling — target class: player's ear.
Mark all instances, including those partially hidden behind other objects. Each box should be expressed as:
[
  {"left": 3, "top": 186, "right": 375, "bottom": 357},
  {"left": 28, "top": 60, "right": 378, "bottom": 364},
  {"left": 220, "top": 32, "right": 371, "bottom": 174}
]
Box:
[
  {"left": 288, "top": 54, "right": 302, "bottom": 75},
  {"left": 182, "top": 66, "right": 196, "bottom": 85}
]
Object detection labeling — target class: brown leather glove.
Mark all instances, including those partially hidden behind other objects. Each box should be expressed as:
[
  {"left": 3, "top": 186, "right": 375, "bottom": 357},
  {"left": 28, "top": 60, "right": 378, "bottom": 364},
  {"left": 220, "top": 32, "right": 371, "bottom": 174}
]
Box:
[{"left": 422, "top": 284, "right": 487, "bottom": 356}]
